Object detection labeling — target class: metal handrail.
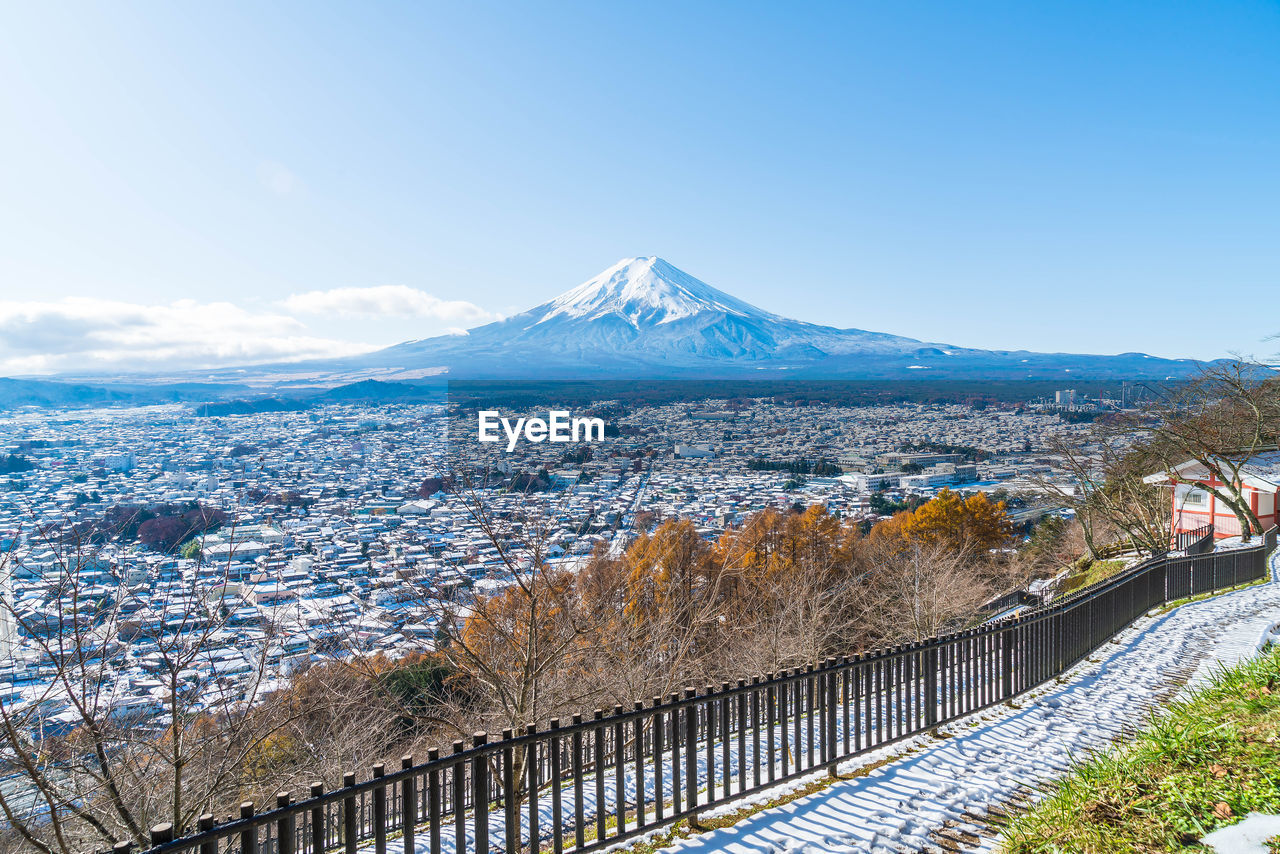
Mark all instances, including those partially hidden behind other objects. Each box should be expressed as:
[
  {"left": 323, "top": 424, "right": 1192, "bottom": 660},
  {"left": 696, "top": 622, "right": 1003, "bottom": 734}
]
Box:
[{"left": 133, "top": 525, "right": 1279, "bottom": 854}]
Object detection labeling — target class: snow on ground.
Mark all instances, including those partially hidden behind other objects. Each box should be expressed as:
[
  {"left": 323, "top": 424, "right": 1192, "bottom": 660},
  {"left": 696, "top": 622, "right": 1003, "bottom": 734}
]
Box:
[
  {"left": 354, "top": 548, "right": 1279, "bottom": 854},
  {"left": 654, "top": 548, "right": 1280, "bottom": 854},
  {"left": 1209, "top": 534, "right": 1267, "bottom": 553}
]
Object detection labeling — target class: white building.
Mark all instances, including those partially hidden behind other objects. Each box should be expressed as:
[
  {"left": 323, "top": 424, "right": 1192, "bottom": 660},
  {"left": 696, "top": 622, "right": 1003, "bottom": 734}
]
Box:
[
  {"left": 397, "top": 499, "right": 436, "bottom": 516},
  {"left": 899, "top": 462, "right": 979, "bottom": 489},
  {"left": 840, "top": 472, "right": 902, "bottom": 492},
  {"left": 102, "top": 453, "right": 136, "bottom": 472},
  {"left": 0, "top": 569, "right": 17, "bottom": 665}
]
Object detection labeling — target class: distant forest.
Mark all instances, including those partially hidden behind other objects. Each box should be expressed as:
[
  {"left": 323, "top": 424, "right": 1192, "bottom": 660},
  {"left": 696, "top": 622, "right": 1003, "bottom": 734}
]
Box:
[
  {"left": 896, "top": 440, "right": 993, "bottom": 462},
  {"left": 747, "top": 456, "right": 841, "bottom": 476},
  {"left": 1, "top": 375, "right": 1139, "bottom": 416},
  {"left": 0, "top": 454, "right": 35, "bottom": 474},
  {"left": 444, "top": 379, "right": 1120, "bottom": 411}
]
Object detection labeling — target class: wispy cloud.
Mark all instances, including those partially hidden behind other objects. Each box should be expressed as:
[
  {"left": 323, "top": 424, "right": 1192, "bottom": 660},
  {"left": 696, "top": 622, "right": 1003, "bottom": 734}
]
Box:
[
  {"left": 0, "top": 297, "right": 372, "bottom": 375},
  {"left": 282, "top": 285, "right": 501, "bottom": 326}
]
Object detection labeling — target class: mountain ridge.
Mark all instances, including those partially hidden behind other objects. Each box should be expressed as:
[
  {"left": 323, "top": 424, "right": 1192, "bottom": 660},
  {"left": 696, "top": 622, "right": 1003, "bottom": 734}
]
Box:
[
  {"left": 348, "top": 256, "right": 1200, "bottom": 381},
  {"left": 38, "top": 257, "right": 1209, "bottom": 386}
]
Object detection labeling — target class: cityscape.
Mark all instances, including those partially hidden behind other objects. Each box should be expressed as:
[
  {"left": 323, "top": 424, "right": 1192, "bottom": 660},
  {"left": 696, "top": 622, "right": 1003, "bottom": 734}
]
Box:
[
  {"left": 3, "top": 3, "right": 1280, "bottom": 853},
  {"left": 0, "top": 393, "right": 1095, "bottom": 690}
]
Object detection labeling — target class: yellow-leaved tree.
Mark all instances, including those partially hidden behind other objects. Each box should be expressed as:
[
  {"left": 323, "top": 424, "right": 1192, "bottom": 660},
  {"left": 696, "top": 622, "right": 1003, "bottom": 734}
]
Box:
[{"left": 871, "top": 488, "right": 1013, "bottom": 553}]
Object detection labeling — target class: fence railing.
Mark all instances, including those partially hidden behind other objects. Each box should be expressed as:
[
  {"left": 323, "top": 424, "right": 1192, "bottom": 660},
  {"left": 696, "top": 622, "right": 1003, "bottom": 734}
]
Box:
[
  {"left": 977, "top": 588, "right": 1038, "bottom": 615},
  {"left": 136, "top": 526, "right": 1278, "bottom": 854},
  {"left": 1176, "top": 523, "right": 1216, "bottom": 555}
]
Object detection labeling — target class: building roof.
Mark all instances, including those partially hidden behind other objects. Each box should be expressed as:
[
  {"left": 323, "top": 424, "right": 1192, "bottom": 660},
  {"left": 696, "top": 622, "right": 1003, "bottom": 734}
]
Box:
[{"left": 1143, "top": 450, "right": 1280, "bottom": 494}]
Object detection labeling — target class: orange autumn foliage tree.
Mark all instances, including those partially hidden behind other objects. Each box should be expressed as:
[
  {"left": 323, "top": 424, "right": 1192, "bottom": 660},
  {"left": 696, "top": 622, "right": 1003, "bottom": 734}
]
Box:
[
  {"left": 712, "top": 505, "right": 865, "bottom": 670},
  {"left": 576, "top": 506, "right": 867, "bottom": 700},
  {"left": 715, "top": 506, "right": 857, "bottom": 603},
  {"left": 456, "top": 567, "right": 591, "bottom": 724},
  {"left": 870, "top": 488, "right": 1013, "bottom": 553},
  {"left": 571, "top": 519, "right": 732, "bottom": 706},
  {"left": 621, "top": 518, "right": 719, "bottom": 626}
]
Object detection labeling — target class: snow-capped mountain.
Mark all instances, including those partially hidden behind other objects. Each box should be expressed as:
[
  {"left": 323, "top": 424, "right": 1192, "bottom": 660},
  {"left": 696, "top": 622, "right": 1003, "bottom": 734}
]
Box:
[
  {"left": 343, "top": 256, "right": 1196, "bottom": 380},
  {"left": 115, "top": 256, "right": 1200, "bottom": 386},
  {"left": 358, "top": 256, "right": 959, "bottom": 374},
  {"left": 538, "top": 256, "right": 767, "bottom": 326},
  {"left": 488, "top": 256, "right": 940, "bottom": 360}
]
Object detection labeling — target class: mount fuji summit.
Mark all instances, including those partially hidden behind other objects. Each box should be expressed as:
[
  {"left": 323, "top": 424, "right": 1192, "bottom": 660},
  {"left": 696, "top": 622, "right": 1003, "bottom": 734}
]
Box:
[
  {"left": 307, "top": 256, "right": 1197, "bottom": 381},
  {"left": 373, "top": 256, "right": 948, "bottom": 374}
]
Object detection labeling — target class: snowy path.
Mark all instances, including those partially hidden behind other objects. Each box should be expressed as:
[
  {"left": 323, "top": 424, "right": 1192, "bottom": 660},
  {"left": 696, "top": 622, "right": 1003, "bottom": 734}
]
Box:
[{"left": 655, "top": 549, "right": 1280, "bottom": 854}]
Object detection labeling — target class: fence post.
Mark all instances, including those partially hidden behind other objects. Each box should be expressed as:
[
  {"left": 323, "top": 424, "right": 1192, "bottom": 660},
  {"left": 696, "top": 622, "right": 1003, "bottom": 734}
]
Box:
[
  {"left": 550, "top": 719, "right": 565, "bottom": 854},
  {"left": 473, "top": 733, "right": 490, "bottom": 854},
  {"left": 653, "top": 700, "right": 666, "bottom": 821},
  {"left": 614, "top": 704, "right": 627, "bottom": 832},
  {"left": 829, "top": 660, "right": 839, "bottom": 773},
  {"left": 199, "top": 812, "right": 216, "bottom": 854},
  {"left": 427, "top": 749, "right": 442, "bottom": 854},
  {"left": 592, "top": 710, "right": 606, "bottom": 842},
  {"left": 240, "top": 801, "right": 258, "bottom": 854},
  {"left": 815, "top": 662, "right": 826, "bottom": 770},
  {"left": 503, "top": 728, "right": 518, "bottom": 854},
  {"left": 149, "top": 825, "right": 174, "bottom": 846},
  {"left": 736, "top": 679, "right": 748, "bottom": 794},
  {"left": 765, "top": 674, "right": 776, "bottom": 783},
  {"left": 704, "top": 684, "right": 716, "bottom": 798},
  {"left": 527, "top": 723, "right": 541, "bottom": 851},
  {"left": 1001, "top": 624, "right": 1014, "bottom": 699},
  {"left": 684, "top": 687, "right": 698, "bottom": 823},
  {"left": 452, "top": 741, "right": 466, "bottom": 854},
  {"left": 309, "top": 782, "right": 324, "bottom": 854},
  {"left": 372, "top": 763, "right": 387, "bottom": 854},
  {"left": 401, "top": 755, "right": 416, "bottom": 854},
  {"left": 804, "top": 666, "right": 815, "bottom": 770},
  {"left": 277, "top": 791, "right": 295, "bottom": 854},
  {"left": 634, "top": 699, "right": 647, "bottom": 828},
  {"left": 931, "top": 645, "right": 942, "bottom": 727},
  {"left": 343, "top": 771, "right": 357, "bottom": 854},
  {"left": 571, "top": 714, "right": 585, "bottom": 851}
]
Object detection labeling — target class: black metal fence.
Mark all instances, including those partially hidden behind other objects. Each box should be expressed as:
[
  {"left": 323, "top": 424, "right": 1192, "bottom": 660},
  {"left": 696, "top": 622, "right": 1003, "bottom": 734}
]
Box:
[
  {"left": 977, "top": 588, "right": 1038, "bottom": 615},
  {"left": 1176, "top": 523, "right": 1216, "bottom": 555},
  {"left": 137, "top": 526, "right": 1277, "bottom": 854}
]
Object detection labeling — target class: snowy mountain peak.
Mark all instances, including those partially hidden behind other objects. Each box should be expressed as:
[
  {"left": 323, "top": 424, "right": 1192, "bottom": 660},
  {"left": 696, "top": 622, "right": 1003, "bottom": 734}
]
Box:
[
  {"left": 227, "top": 254, "right": 1212, "bottom": 382},
  {"left": 537, "top": 256, "right": 774, "bottom": 327}
]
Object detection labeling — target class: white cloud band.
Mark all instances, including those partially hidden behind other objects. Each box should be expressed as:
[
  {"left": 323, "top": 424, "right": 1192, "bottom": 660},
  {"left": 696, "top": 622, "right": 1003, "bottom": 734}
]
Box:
[
  {"left": 0, "top": 297, "right": 374, "bottom": 375},
  {"left": 282, "top": 285, "right": 500, "bottom": 324}
]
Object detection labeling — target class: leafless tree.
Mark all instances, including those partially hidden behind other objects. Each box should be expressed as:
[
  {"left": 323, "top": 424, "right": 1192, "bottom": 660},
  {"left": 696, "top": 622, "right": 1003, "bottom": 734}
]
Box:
[
  {"left": 0, "top": 512, "right": 300, "bottom": 852},
  {"left": 1140, "top": 362, "right": 1280, "bottom": 542},
  {"left": 858, "top": 537, "right": 993, "bottom": 644},
  {"left": 1042, "top": 427, "right": 1171, "bottom": 557}
]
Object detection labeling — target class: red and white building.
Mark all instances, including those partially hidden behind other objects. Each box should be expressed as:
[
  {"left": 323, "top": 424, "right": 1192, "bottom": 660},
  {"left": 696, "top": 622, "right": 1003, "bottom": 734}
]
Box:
[{"left": 1143, "top": 450, "right": 1280, "bottom": 539}]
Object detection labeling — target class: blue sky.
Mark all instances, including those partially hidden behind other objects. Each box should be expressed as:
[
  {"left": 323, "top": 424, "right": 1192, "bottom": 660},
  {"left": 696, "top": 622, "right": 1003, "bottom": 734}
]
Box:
[{"left": 1, "top": 1, "right": 1277, "bottom": 373}]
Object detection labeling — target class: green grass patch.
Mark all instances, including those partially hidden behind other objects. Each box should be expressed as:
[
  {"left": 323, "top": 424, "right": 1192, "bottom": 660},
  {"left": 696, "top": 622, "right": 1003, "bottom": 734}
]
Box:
[
  {"left": 1002, "top": 645, "right": 1280, "bottom": 853},
  {"left": 1057, "top": 559, "right": 1128, "bottom": 599}
]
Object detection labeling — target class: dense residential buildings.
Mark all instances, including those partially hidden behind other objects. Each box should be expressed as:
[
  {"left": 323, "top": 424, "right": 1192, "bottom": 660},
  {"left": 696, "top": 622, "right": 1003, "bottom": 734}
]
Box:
[{"left": 0, "top": 396, "right": 1096, "bottom": 734}]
